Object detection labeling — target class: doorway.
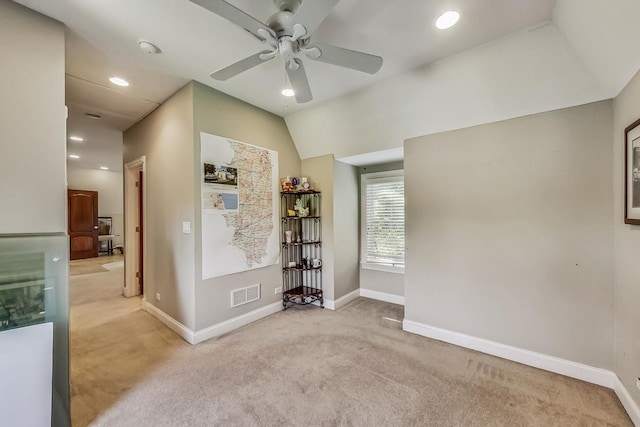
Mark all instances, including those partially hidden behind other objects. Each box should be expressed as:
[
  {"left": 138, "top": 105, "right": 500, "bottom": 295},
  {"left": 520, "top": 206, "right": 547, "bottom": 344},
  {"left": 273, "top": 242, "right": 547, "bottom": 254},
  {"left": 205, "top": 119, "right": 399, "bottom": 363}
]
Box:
[
  {"left": 124, "top": 156, "right": 146, "bottom": 298},
  {"left": 68, "top": 189, "right": 99, "bottom": 260}
]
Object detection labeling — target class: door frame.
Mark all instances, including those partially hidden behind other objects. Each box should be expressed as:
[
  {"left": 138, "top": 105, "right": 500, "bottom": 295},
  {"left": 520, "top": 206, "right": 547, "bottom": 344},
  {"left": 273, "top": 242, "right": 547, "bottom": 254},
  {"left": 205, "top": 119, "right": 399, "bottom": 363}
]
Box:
[{"left": 124, "top": 156, "right": 146, "bottom": 298}]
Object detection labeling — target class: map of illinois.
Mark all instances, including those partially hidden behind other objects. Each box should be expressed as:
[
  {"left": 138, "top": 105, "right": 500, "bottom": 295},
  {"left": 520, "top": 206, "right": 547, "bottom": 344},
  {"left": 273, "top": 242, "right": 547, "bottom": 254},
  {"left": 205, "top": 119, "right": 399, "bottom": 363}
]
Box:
[{"left": 222, "top": 141, "right": 274, "bottom": 267}]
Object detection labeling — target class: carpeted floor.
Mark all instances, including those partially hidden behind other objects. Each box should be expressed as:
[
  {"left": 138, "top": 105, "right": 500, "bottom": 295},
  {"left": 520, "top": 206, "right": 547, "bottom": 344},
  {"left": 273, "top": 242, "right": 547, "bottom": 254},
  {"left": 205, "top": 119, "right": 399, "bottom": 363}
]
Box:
[{"left": 69, "top": 257, "right": 632, "bottom": 426}]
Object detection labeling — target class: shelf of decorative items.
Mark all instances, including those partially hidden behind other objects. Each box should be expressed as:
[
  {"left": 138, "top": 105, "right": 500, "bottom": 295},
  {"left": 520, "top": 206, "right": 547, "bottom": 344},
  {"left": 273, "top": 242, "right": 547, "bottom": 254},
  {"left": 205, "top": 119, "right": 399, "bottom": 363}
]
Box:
[{"left": 280, "top": 188, "right": 323, "bottom": 310}]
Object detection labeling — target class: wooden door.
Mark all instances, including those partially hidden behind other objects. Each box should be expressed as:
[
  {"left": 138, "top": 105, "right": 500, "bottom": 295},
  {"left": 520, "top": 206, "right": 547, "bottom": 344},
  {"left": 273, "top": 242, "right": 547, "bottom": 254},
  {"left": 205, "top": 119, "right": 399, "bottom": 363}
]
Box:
[{"left": 68, "top": 189, "right": 99, "bottom": 260}]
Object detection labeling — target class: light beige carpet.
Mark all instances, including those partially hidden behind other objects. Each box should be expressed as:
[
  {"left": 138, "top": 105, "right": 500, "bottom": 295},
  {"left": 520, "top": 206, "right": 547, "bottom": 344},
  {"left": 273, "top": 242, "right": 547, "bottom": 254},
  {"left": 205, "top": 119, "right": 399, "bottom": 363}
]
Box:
[{"left": 69, "top": 260, "right": 631, "bottom": 426}]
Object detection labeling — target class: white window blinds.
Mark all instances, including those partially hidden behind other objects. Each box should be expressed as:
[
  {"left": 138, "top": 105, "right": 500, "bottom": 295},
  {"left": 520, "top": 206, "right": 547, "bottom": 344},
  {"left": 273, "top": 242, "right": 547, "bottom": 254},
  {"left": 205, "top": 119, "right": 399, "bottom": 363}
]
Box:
[{"left": 362, "top": 172, "right": 405, "bottom": 269}]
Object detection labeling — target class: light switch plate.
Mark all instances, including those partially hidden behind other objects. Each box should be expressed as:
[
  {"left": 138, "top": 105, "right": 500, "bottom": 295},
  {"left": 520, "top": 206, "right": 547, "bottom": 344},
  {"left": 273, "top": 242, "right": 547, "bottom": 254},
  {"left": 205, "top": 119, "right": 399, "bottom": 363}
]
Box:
[{"left": 182, "top": 222, "right": 191, "bottom": 234}]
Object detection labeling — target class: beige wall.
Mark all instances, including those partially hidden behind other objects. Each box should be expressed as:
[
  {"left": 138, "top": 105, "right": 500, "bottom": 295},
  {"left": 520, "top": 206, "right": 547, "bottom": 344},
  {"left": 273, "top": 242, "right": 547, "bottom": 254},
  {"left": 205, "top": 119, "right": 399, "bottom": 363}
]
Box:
[
  {"left": 0, "top": 1, "right": 66, "bottom": 234},
  {"left": 123, "top": 83, "right": 196, "bottom": 330},
  {"left": 333, "top": 160, "right": 359, "bottom": 300},
  {"left": 613, "top": 69, "right": 640, "bottom": 406},
  {"left": 192, "top": 82, "right": 301, "bottom": 331},
  {"left": 67, "top": 168, "right": 124, "bottom": 246},
  {"left": 302, "top": 155, "right": 335, "bottom": 301},
  {"left": 404, "top": 101, "right": 614, "bottom": 369}
]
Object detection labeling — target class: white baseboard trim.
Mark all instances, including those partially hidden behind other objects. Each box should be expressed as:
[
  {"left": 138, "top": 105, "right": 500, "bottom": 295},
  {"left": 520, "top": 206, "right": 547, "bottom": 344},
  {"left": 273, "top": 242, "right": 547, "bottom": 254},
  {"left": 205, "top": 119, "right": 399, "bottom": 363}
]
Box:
[
  {"left": 311, "top": 288, "right": 361, "bottom": 310},
  {"left": 142, "top": 300, "right": 195, "bottom": 345},
  {"left": 333, "top": 289, "right": 360, "bottom": 310},
  {"left": 360, "top": 289, "right": 405, "bottom": 306},
  {"left": 402, "top": 319, "right": 614, "bottom": 388},
  {"left": 193, "top": 301, "right": 282, "bottom": 344},
  {"left": 613, "top": 375, "right": 640, "bottom": 426}
]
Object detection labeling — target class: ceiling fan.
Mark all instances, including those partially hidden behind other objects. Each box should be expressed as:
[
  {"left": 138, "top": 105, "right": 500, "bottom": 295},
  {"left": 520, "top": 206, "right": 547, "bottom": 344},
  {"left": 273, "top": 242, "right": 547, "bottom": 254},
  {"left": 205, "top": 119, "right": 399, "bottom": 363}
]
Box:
[{"left": 189, "top": 0, "right": 383, "bottom": 103}]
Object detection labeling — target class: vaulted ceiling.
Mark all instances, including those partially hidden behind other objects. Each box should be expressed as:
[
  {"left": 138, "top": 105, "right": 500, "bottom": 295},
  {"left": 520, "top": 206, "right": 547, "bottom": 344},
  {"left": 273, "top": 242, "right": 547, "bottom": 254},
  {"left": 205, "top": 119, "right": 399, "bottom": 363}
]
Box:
[{"left": 12, "top": 0, "right": 640, "bottom": 168}]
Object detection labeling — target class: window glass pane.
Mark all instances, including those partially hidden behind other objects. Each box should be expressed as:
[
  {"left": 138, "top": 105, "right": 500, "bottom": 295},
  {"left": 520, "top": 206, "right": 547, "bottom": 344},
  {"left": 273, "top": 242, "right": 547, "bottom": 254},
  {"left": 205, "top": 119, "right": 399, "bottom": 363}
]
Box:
[{"left": 363, "top": 174, "right": 404, "bottom": 267}]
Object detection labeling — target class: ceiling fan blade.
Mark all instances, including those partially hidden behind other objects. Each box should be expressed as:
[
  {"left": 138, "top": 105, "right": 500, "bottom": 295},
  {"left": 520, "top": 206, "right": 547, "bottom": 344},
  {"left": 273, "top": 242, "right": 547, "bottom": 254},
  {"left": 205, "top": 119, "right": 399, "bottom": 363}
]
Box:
[
  {"left": 210, "top": 51, "right": 274, "bottom": 81},
  {"left": 309, "top": 42, "right": 383, "bottom": 74},
  {"left": 293, "top": 0, "right": 339, "bottom": 33},
  {"left": 189, "top": 0, "right": 271, "bottom": 41},
  {"left": 286, "top": 59, "right": 312, "bottom": 103}
]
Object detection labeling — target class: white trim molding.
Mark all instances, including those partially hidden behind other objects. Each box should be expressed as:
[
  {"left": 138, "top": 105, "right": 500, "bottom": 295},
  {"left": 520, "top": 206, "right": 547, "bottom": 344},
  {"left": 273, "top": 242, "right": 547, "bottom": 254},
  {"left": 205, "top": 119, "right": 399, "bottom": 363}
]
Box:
[
  {"left": 360, "top": 289, "right": 405, "bottom": 306},
  {"left": 613, "top": 375, "right": 640, "bottom": 426},
  {"left": 123, "top": 156, "right": 146, "bottom": 298},
  {"left": 332, "top": 289, "right": 361, "bottom": 310},
  {"left": 193, "top": 302, "right": 282, "bottom": 344},
  {"left": 402, "top": 319, "right": 614, "bottom": 388},
  {"left": 312, "top": 288, "right": 361, "bottom": 310},
  {"left": 142, "top": 300, "right": 194, "bottom": 345}
]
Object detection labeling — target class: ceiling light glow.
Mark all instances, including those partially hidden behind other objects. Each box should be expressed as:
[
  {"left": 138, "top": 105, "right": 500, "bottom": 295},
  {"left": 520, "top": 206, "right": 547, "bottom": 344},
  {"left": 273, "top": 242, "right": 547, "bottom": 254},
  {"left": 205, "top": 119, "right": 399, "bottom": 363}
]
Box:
[
  {"left": 100, "top": 166, "right": 109, "bottom": 170},
  {"left": 69, "top": 154, "right": 80, "bottom": 159},
  {"left": 436, "top": 11, "right": 460, "bottom": 30},
  {"left": 109, "top": 76, "right": 130, "bottom": 87},
  {"left": 69, "top": 136, "right": 84, "bottom": 142},
  {"left": 281, "top": 88, "right": 295, "bottom": 97}
]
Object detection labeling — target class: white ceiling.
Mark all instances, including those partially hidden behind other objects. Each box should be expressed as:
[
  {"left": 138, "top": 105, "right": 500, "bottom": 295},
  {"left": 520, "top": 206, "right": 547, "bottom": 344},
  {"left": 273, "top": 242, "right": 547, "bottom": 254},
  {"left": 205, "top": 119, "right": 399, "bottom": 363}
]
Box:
[
  {"left": 15, "top": 0, "right": 556, "bottom": 121},
  {"left": 12, "top": 0, "right": 560, "bottom": 170}
]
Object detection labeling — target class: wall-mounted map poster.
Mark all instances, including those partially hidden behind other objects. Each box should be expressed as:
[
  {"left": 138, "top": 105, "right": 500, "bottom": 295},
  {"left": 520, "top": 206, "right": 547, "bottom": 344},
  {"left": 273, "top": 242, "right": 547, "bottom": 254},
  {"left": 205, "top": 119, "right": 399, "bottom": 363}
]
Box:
[{"left": 200, "top": 132, "right": 279, "bottom": 279}]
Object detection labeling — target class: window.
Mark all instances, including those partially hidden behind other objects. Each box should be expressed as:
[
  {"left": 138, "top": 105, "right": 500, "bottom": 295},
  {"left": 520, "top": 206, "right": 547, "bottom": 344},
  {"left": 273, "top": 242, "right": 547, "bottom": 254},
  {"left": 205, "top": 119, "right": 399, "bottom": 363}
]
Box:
[{"left": 361, "top": 170, "right": 404, "bottom": 273}]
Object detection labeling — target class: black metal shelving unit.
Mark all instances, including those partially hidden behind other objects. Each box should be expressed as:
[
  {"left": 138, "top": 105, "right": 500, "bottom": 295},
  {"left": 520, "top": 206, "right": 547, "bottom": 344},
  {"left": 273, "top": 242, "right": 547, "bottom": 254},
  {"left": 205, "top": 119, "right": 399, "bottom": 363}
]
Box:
[{"left": 280, "top": 190, "right": 323, "bottom": 310}]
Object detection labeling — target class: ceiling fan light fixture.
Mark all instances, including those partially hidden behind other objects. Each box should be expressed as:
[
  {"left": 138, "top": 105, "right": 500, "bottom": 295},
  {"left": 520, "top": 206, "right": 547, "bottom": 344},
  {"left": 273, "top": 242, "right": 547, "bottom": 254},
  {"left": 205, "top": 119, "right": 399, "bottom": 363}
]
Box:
[
  {"left": 435, "top": 11, "right": 460, "bottom": 30},
  {"left": 109, "top": 76, "right": 130, "bottom": 87},
  {"left": 281, "top": 88, "right": 295, "bottom": 97}
]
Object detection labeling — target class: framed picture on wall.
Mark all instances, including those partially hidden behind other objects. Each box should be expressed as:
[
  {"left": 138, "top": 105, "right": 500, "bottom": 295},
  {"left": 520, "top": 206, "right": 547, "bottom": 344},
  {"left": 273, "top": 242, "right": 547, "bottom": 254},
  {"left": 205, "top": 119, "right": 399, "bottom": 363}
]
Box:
[{"left": 625, "top": 117, "right": 640, "bottom": 225}]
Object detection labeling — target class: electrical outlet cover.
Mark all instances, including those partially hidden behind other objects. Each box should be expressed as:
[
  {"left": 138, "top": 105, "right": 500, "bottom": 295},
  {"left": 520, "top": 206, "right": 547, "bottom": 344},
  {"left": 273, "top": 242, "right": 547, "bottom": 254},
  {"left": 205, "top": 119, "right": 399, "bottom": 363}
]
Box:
[{"left": 275, "top": 287, "right": 282, "bottom": 294}]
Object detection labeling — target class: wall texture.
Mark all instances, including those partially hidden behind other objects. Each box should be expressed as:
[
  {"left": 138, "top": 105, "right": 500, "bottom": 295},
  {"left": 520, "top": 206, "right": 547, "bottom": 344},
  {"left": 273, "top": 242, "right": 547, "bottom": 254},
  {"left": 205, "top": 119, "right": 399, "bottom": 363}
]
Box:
[
  {"left": 404, "top": 101, "right": 614, "bottom": 369},
  {"left": 67, "top": 168, "right": 124, "bottom": 246},
  {"left": 285, "top": 24, "right": 607, "bottom": 161},
  {"left": 613, "top": 69, "right": 640, "bottom": 407},
  {"left": 0, "top": 1, "right": 66, "bottom": 234},
  {"left": 192, "top": 82, "right": 301, "bottom": 331},
  {"left": 301, "top": 155, "right": 335, "bottom": 301},
  {"left": 123, "top": 83, "right": 196, "bottom": 330},
  {"left": 332, "top": 160, "right": 359, "bottom": 300}
]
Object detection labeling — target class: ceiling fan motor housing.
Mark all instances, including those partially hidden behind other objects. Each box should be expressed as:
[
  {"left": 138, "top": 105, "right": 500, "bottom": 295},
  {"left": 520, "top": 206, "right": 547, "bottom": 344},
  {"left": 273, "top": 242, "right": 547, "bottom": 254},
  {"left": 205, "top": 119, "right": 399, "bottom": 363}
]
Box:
[
  {"left": 266, "top": 11, "right": 297, "bottom": 38},
  {"left": 273, "top": 0, "right": 301, "bottom": 13}
]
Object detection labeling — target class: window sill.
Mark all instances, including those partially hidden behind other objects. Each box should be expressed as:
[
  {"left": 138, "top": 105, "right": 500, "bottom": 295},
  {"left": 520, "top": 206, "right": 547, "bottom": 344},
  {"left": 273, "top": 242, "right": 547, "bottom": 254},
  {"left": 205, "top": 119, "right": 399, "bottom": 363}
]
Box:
[{"left": 361, "top": 263, "right": 404, "bottom": 275}]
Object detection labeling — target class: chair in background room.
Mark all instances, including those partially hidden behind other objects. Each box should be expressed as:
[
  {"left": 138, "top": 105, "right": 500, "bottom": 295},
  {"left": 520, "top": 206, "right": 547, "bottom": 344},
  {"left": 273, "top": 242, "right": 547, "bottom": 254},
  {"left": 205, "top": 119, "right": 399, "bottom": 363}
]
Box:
[{"left": 97, "top": 217, "right": 114, "bottom": 255}]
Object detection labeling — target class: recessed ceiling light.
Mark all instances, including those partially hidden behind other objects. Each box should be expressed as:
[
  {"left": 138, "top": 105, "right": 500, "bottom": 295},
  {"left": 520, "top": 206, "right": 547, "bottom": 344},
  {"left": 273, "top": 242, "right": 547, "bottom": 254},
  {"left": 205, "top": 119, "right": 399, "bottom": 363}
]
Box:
[
  {"left": 69, "top": 136, "right": 84, "bottom": 142},
  {"left": 100, "top": 166, "right": 109, "bottom": 170},
  {"left": 109, "top": 76, "right": 129, "bottom": 87},
  {"left": 84, "top": 112, "right": 102, "bottom": 119},
  {"left": 436, "top": 11, "right": 460, "bottom": 30},
  {"left": 139, "top": 40, "right": 161, "bottom": 54},
  {"left": 69, "top": 154, "right": 80, "bottom": 159},
  {"left": 281, "top": 88, "right": 295, "bottom": 97}
]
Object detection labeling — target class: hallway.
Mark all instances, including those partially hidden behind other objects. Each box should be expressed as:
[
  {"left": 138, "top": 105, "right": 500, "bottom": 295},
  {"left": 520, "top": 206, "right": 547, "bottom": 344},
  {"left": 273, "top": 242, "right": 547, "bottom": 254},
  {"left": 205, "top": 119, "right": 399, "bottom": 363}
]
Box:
[{"left": 69, "top": 255, "right": 186, "bottom": 426}]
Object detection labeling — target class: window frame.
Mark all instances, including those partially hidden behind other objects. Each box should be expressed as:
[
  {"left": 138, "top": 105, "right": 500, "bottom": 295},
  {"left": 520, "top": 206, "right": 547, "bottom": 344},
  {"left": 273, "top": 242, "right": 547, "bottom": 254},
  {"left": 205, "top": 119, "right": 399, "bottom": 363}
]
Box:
[{"left": 360, "top": 170, "right": 405, "bottom": 274}]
